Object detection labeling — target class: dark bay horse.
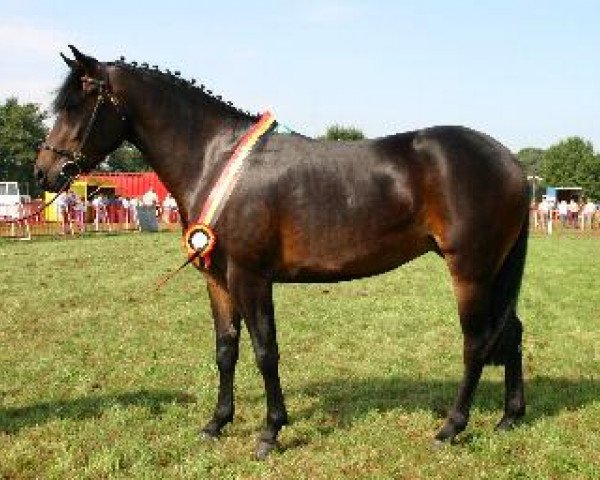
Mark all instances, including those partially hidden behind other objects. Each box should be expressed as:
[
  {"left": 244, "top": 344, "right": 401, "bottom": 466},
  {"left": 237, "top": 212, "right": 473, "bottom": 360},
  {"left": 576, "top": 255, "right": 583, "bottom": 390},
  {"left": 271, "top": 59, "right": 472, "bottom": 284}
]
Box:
[{"left": 35, "top": 46, "right": 529, "bottom": 458}]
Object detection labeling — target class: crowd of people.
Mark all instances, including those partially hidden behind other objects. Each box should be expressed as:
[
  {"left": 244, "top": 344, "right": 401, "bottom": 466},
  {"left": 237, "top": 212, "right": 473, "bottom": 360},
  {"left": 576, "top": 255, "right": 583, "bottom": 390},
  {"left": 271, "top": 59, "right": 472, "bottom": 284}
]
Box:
[
  {"left": 532, "top": 197, "right": 599, "bottom": 231},
  {"left": 55, "top": 187, "right": 180, "bottom": 235}
]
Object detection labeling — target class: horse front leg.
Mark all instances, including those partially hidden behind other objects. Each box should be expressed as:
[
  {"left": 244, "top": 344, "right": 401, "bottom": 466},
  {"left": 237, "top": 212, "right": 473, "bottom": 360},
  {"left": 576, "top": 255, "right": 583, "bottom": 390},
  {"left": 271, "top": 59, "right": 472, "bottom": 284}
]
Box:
[
  {"left": 228, "top": 264, "right": 288, "bottom": 459},
  {"left": 201, "top": 277, "right": 242, "bottom": 439}
]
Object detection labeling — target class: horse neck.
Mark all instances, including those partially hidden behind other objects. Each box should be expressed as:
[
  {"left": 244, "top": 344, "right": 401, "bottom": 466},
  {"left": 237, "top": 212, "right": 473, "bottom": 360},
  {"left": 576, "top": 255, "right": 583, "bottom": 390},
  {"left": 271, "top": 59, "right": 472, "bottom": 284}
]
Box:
[{"left": 112, "top": 68, "right": 252, "bottom": 223}]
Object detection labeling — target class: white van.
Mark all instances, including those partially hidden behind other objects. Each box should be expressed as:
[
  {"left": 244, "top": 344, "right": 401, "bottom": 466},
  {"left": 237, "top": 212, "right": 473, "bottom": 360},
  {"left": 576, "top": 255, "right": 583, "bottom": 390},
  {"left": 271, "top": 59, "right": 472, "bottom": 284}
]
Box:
[{"left": 0, "top": 181, "right": 23, "bottom": 219}]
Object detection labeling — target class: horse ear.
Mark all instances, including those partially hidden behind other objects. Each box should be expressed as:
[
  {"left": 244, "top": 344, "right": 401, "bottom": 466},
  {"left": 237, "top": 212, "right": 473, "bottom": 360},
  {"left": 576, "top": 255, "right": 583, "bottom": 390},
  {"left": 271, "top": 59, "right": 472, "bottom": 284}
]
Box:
[
  {"left": 68, "top": 45, "right": 98, "bottom": 73},
  {"left": 60, "top": 52, "right": 78, "bottom": 70}
]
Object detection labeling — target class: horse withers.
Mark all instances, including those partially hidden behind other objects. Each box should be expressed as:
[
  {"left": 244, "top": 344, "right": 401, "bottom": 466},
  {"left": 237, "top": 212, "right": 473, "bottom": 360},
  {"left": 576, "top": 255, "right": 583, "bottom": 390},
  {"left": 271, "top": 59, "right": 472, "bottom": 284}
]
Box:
[{"left": 35, "top": 46, "right": 529, "bottom": 458}]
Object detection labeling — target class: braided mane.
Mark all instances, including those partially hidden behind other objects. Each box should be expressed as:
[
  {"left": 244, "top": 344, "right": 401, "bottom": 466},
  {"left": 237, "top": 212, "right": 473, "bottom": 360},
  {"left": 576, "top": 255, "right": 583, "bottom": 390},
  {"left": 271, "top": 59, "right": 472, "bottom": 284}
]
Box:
[{"left": 53, "top": 56, "right": 259, "bottom": 122}]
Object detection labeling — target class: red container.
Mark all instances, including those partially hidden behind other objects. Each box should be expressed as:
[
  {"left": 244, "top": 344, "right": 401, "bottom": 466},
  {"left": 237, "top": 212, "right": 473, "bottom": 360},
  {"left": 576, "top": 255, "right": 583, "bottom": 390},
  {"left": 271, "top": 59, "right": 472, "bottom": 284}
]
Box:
[{"left": 79, "top": 172, "right": 169, "bottom": 201}]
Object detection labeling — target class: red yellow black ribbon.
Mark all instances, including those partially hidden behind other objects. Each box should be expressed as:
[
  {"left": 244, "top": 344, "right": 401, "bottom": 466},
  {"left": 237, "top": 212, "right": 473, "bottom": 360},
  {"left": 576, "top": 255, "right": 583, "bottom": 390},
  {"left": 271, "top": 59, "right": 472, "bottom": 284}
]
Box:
[{"left": 183, "top": 111, "right": 276, "bottom": 268}]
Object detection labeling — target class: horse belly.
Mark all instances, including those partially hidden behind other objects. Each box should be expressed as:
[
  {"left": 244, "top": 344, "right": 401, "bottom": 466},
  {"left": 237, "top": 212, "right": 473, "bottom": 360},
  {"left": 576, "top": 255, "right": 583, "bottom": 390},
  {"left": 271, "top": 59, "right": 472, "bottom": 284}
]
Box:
[{"left": 275, "top": 223, "right": 434, "bottom": 282}]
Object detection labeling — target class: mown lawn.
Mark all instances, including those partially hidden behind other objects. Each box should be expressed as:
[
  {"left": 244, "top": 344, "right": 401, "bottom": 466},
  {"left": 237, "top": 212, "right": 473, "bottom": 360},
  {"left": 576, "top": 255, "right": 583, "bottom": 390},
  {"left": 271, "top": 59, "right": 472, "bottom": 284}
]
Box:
[{"left": 1, "top": 232, "right": 599, "bottom": 479}]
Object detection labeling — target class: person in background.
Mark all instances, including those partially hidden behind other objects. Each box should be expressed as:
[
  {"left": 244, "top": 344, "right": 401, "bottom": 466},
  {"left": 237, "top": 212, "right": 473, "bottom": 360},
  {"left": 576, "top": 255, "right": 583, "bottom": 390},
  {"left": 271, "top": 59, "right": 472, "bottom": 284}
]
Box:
[
  {"left": 74, "top": 195, "right": 86, "bottom": 233},
  {"left": 120, "top": 195, "right": 130, "bottom": 225},
  {"left": 162, "top": 193, "right": 177, "bottom": 223},
  {"left": 91, "top": 194, "right": 107, "bottom": 229},
  {"left": 142, "top": 186, "right": 159, "bottom": 217},
  {"left": 56, "top": 191, "right": 69, "bottom": 234},
  {"left": 65, "top": 190, "right": 79, "bottom": 235},
  {"left": 567, "top": 199, "right": 580, "bottom": 228},
  {"left": 537, "top": 197, "right": 550, "bottom": 231},
  {"left": 582, "top": 199, "right": 596, "bottom": 230},
  {"left": 129, "top": 196, "right": 141, "bottom": 230},
  {"left": 558, "top": 199, "right": 568, "bottom": 228}
]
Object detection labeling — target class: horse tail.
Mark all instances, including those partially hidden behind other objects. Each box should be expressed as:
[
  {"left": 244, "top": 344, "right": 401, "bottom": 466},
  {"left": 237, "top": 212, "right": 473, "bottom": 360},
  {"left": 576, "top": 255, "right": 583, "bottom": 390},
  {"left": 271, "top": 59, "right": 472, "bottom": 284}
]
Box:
[{"left": 486, "top": 208, "right": 529, "bottom": 365}]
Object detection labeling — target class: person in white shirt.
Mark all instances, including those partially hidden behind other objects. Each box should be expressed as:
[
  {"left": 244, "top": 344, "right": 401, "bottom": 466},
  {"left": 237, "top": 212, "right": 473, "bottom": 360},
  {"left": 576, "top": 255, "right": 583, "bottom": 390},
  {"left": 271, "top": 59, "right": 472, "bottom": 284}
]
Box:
[
  {"left": 582, "top": 199, "right": 596, "bottom": 230},
  {"left": 142, "top": 187, "right": 159, "bottom": 218},
  {"left": 142, "top": 187, "right": 158, "bottom": 206},
  {"left": 567, "top": 199, "right": 580, "bottom": 228},
  {"left": 537, "top": 198, "right": 550, "bottom": 230},
  {"left": 56, "top": 191, "right": 69, "bottom": 234},
  {"left": 91, "top": 194, "right": 107, "bottom": 228},
  {"left": 161, "top": 193, "right": 178, "bottom": 223},
  {"left": 119, "top": 196, "right": 130, "bottom": 224},
  {"left": 129, "top": 196, "right": 141, "bottom": 229},
  {"left": 558, "top": 200, "right": 568, "bottom": 228},
  {"left": 74, "top": 195, "right": 86, "bottom": 233}
]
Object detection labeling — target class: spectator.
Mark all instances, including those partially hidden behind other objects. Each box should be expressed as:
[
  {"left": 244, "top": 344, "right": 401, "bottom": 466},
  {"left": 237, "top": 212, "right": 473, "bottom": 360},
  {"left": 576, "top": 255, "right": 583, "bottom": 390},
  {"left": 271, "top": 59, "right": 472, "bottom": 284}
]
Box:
[
  {"left": 129, "top": 196, "right": 141, "bottom": 230},
  {"left": 568, "top": 199, "right": 579, "bottom": 228},
  {"left": 537, "top": 198, "right": 550, "bottom": 231},
  {"left": 56, "top": 191, "right": 69, "bottom": 234},
  {"left": 583, "top": 199, "right": 596, "bottom": 230},
  {"left": 120, "top": 196, "right": 130, "bottom": 225},
  {"left": 142, "top": 187, "right": 158, "bottom": 206},
  {"left": 65, "top": 190, "right": 79, "bottom": 235},
  {"left": 142, "top": 186, "right": 159, "bottom": 218},
  {"left": 74, "top": 195, "right": 86, "bottom": 233},
  {"left": 558, "top": 200, "right": 568, "bottom": 228},
  {"left": 162, "top": 193, "right": 178, "bottom": 223},
  {"left": 91, "top": 194, "right": 108, "bottom": 230}
]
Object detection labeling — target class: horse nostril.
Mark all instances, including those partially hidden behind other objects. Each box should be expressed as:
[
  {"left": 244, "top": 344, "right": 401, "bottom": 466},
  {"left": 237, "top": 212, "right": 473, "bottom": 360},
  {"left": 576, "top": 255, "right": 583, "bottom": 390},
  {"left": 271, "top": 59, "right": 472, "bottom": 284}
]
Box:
[{"left": 35, "top": 167, "right": 45, "bottom": 182}]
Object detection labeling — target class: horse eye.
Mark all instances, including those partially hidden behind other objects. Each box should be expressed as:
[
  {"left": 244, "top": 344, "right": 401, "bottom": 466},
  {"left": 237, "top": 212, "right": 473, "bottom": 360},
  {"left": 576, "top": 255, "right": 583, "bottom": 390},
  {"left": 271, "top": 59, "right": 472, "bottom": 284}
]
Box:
[{"left": 65, "top": 92, "right": 84, "bottom": 110}]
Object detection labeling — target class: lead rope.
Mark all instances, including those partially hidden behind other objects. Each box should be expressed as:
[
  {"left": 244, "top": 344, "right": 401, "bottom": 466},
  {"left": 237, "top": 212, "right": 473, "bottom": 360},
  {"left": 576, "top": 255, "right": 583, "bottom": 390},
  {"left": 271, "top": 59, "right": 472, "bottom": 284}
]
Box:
[{"left": 155, "top": 251, "right": 201, "bottom": 290}]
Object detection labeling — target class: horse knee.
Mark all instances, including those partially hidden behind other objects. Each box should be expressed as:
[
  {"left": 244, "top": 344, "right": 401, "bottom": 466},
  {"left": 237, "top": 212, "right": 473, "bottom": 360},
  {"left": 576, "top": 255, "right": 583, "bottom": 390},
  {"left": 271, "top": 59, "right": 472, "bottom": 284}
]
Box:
[
  {"left": 216, "top": 337, "right": 239, "bottom": 372},
  {"left": 254, "top": 348, "right": 279, "bottom": 376}
]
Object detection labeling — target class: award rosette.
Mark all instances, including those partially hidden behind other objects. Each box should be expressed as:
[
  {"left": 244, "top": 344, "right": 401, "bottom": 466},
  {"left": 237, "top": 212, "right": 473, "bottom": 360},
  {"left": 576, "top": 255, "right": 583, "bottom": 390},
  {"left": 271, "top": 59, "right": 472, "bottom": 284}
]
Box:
[{"left": 184, "top": 223, "right": 216, "bottom": 266}]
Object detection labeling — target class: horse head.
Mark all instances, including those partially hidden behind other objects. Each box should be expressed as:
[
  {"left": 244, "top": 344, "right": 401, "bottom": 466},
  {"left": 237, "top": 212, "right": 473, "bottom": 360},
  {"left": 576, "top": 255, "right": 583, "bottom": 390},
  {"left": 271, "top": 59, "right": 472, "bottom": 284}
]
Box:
[{"left": 34, "top": 45, "right": 129, "bottom": 192}]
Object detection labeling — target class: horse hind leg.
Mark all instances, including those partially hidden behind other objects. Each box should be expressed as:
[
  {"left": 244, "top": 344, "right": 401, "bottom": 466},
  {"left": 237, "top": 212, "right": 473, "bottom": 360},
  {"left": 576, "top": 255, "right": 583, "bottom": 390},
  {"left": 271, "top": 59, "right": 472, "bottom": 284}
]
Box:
[
  {"left": 488, "top": 220, "right": 529, "bottom": 431},
  {"left": 435, "top": 276, "right": 494, "bottom": 443},
  {"left": 436, "top": 218, "right": 528, "bottom": 442},
  {"left": 492, "top": 310, "right": 525, "bottom": 431}
]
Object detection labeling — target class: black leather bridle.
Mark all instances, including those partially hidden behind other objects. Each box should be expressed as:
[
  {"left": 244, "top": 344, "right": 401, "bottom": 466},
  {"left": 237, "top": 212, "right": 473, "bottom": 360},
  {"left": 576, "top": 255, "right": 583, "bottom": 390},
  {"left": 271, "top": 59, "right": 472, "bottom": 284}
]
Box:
[{"left": 39, "top": 76, "right": 127, "bottom": 177}]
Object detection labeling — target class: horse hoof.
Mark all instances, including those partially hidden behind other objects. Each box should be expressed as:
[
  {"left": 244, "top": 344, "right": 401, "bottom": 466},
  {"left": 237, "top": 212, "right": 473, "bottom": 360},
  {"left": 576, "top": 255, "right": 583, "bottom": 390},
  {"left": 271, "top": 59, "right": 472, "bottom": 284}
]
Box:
[
  {"left": 199, "top": 429, "right": 219, "bottom": 442},
  {"left": 495, "top": 416, "right": 518, "bottom": 432},
  {"left": 434, "top": 424, "right": 457, "bottom": 444},
  {"left": 432, "top": 438, "right": 447, "bottom": 450},
  {"left": 255, "top": 440, "right": 279, "bottom": 460}
]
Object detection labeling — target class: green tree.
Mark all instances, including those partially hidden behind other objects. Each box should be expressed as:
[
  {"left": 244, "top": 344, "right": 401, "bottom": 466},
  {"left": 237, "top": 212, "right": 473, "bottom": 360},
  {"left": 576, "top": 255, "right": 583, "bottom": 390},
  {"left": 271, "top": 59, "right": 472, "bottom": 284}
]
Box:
[
  {"left": 516, "top": 147, "right": 545, "bottom": 176},
  {"left": 0, "top": 97, "right": 48, "bottom": 195},
  {"left": 322, "top": 124, "right": 365, "bottom": 141},
  {"left": 541, "top": 137, "right": 600, "bottom": 200},
  {"left": 101, "top": 142, "right": 148, "bottom": 172}
]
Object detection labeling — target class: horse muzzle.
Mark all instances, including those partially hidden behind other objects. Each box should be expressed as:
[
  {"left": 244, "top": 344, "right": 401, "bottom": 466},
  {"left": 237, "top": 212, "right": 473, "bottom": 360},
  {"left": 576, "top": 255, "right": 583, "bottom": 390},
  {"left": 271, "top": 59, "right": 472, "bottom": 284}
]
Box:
[{"left": 34, "top": 158, "right": 80, "bottom": 192}]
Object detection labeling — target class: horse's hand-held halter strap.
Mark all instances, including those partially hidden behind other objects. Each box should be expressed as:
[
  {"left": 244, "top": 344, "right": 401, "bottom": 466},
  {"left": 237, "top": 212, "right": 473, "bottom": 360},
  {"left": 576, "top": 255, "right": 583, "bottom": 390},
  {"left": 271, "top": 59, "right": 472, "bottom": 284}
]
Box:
[
  {"left": 39, "top": 76, "right": 126, "bottom": 176},
  {"left": 183, "top": 110, "right": 276, "bottom": 269}
]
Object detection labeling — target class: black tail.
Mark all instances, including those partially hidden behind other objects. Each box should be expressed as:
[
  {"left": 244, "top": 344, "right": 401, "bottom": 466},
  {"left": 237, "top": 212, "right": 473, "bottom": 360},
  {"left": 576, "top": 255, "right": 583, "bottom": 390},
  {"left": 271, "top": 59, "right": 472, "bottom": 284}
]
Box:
[{"left": 486, "top": 211, "right": 529, "bottom": 365}]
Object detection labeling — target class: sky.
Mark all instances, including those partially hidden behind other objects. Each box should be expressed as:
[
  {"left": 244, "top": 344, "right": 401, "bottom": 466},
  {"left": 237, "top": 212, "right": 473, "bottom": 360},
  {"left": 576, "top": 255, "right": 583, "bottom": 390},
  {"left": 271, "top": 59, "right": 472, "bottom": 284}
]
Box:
[{"left": 1, "top": 0, "right": 599, "bottom": 152}]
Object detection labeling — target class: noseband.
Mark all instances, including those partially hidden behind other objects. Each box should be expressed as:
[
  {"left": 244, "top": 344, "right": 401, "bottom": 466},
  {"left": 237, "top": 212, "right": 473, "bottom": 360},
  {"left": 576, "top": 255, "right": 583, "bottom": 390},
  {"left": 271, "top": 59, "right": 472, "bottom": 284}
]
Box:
[{"left": 39, "top": 76, "right": 127, "bottom": 175}]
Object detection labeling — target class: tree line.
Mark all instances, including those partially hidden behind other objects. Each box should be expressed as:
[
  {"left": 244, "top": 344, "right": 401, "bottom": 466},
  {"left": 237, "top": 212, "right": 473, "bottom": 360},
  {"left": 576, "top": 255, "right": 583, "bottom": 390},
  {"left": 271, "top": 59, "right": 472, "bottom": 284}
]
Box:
[{"left": 2, "top": 97, "right": 599, "bottom": 199}]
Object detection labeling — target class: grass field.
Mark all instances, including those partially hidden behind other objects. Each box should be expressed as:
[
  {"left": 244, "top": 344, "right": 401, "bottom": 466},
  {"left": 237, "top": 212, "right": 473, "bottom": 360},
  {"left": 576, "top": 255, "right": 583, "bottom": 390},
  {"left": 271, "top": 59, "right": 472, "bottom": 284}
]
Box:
[{"left": 1, "top": 232, "right": 599, "bottom": 479}]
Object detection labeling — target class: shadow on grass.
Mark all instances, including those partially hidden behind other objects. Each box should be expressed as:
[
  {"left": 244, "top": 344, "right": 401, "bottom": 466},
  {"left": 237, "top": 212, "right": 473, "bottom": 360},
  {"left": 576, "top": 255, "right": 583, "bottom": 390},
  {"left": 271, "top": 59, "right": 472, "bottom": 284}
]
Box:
[
  {"left": 288, "top": 375, "right": 600, "bottom": 434},
  {"left": 0, "top": 389, "right": 196, "bottom": 434}
]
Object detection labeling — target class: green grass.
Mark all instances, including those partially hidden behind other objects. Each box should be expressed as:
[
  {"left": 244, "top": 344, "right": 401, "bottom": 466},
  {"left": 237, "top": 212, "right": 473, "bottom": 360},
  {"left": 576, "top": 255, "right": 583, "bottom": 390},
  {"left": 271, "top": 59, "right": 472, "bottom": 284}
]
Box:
[{"left": 1, "top": 232, "right": 599, "bottom": 479}]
